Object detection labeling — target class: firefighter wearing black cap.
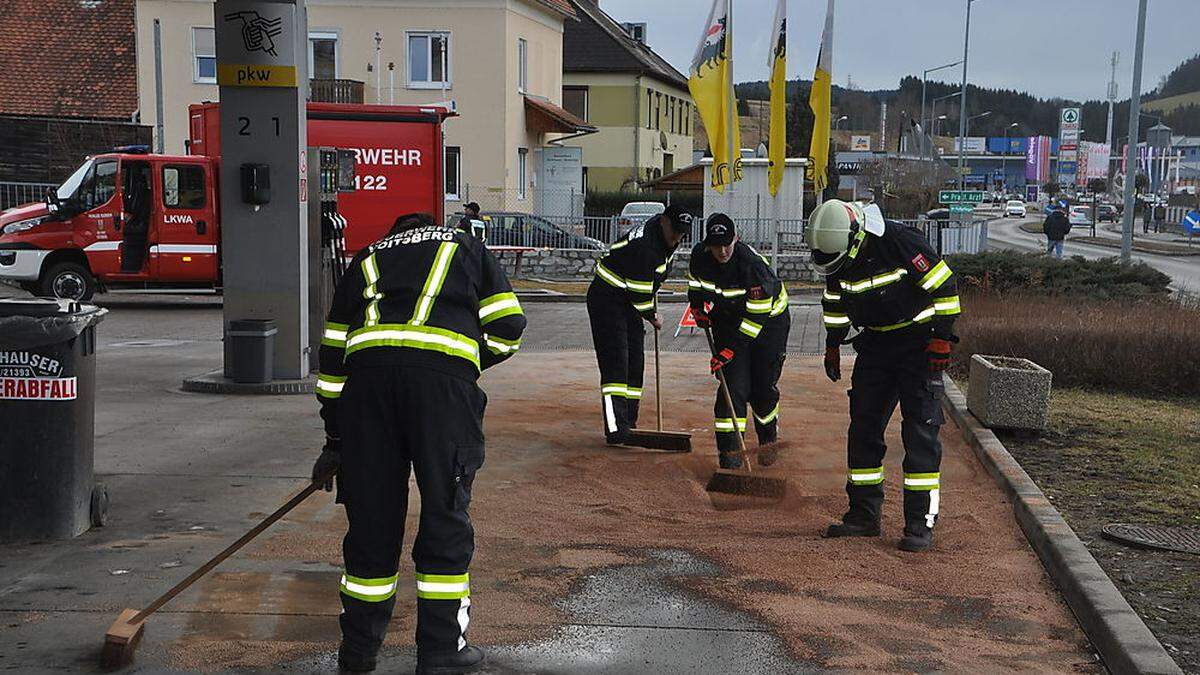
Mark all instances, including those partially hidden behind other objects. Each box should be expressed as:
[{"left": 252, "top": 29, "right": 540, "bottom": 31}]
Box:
[
  {"left": 312, "top": 213, "right": 526, "bottom": 672},
  {"left": 807, "top": 199, "right": 961, "bottom": 553},
  {"left": 456, "top": 202, "right": 487, "bottom": 241},
  {"left": 587, "top": 205, "right": 693, "bottom": 444},
  {"left": 688, "top": 213, "right": 791, "bottom": 468}
]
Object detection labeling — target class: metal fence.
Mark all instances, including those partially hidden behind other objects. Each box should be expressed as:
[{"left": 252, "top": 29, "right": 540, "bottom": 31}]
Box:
[{"left": 0, "top": 182, "right": 56, "bottom": 211}]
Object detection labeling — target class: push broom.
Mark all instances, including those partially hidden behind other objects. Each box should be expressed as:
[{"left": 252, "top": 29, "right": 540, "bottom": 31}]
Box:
[
  {"left": 623, "top": 325, "right": 692, "bottom": 452},
  {"left": 100, "top": 474, "right": 329, "bottom": 669},
  {"left": 702, "top": 327, "right": 788, "bottom": 499}
]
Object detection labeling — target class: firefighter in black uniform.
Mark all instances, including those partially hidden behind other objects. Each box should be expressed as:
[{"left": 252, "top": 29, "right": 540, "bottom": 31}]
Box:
[
  {"left": 807, "top": 199, "right": 961, "bottom": 553},
  {"left": 312, "top": 213, "right": 526, "bottom": 673},
  {"left": 688, "top": 214, "right": 791, "bottom": 468},
  {"left": 455, "top": 202, "right": 486, "bottom": 240},
  {"left": 586, "top": 205, "right": 693, "bottom": 444}
]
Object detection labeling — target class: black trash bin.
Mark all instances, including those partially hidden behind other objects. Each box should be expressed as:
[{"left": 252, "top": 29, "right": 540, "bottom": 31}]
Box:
[
  {"left": 0, "top": 297, "right": 107, "bottom": 541},
  {"left": 228, "top": 319, "right": 277, "bottom": 384}
]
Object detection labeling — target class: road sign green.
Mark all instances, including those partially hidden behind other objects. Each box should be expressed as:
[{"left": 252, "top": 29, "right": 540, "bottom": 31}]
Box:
[
  {"left": 939, "top": 190, "right": 986, "bottom": 204},
  {"left": 948, "top": 204, "right": 975, "bottom": 214}
]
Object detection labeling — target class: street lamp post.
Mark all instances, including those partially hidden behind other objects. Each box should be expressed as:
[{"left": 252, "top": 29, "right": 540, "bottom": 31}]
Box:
[
  {"left": 1121, "top": 0, "right": 1149, "bottom": 263},
  {"left": 834, "top": 115, "right": 848, "bottom": 150},
  {"left": 935, "top": 114, "right": 948, "bottom": 138},
  {"left": 957, "top": 0, "right": 978, "bottom": 189},
  {"left": 921, "top": 60, "right": 962, "bottom": 158},
  {"left": 960, "top": 110, "right": 990, "bottom": 186},
  {"left": 1002, "top": 122, "right": 1018, "bottom": 191}
]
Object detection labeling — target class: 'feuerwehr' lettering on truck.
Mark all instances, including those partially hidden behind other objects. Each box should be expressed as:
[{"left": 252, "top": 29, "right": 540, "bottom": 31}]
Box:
[{"left": 352, "top": 148, "right": 422, "bottom": 167}]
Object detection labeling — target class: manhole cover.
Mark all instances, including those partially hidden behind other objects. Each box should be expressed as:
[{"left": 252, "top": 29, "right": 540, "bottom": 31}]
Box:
[{"left": 1101, "top": 523, "right": 1200, "bottom": 555}]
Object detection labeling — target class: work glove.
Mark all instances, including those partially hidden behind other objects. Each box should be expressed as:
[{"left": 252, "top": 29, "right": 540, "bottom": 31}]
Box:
[
  {"left": 710, "top": 347, "right": 735, "bottom": 375},
  {"left": 824, "top": 346, "right": 841, "bottom": 382},
  {"left": 693, "top": 308, "right": 712, "bottom": 329},
  {"left": 312, "top": 437, "right": 341, "bottom": 492},
  {"left": 926, "top": 338, "right": 954, "bottom": 373},
  {"left": 647, "top": 314, "right": 663, "bottom": 331}
]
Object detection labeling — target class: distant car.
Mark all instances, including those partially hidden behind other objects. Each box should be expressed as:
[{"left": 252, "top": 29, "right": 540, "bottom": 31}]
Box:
[
  {"left": 615, "top": 201, "right": 665, "bottom": 234},
  {"left": 1097, "top": 204, "right": 1118, "bottom": 222},
  {"left": 1069, "top": 205, "right": 1092, "bottom": 226},
  {"left": 1005, "top": 200, "right": 1027, "bottom": 218},
  {"left": 482, "top": 212, "right": 602, "bottom": 250}
]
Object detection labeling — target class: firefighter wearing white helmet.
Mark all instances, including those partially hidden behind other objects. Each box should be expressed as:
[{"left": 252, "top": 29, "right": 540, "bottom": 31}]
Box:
[{"left": 806, "top": 199, "right": 962, "bottom": 553}]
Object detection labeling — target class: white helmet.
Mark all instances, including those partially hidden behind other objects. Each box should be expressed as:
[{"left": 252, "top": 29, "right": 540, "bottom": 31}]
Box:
[{"left": 805, "top": 199, "right": 885, "bottom": 275}]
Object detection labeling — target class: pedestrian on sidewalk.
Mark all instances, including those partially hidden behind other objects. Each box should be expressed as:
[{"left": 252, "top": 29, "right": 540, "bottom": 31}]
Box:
[
  {"left": 586, "top": 205, "right": 692, "bottom": 445},
  {"left": 687, "top": 214, "right": 791, "bottom": 468},
  {"left": 313, "top": 212, "right": 527, "bottom": 673},
  {"left": 456, "top": 202, "right": 487, "bottom": 241},
  {"left": 1043, "top": 204, "right": 1070, "bottom": 259},
  {"left": 808, "top": 200, "right": 962, "bottom": 553},
  {"left": 1153, "top": 202, "right": 1167, "bottom": 234}
]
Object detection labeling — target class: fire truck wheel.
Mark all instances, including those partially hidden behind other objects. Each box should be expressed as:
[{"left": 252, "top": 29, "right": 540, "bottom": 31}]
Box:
[{"left": 40, "top": 261, "right": 95, "bottom": 301}]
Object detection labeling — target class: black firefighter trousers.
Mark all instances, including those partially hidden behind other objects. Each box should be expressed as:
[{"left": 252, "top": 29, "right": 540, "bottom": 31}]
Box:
[
  {"left": 337, "top": 364, "right": 486, "bottom": 658},
  {"left": 586, "top": 281, "right": 645, "bottom": 442},
  {"left": 713, "top": 311, "right": 790, "bottom": 468},
  {"left": 843, "top": 332, "right": 944, "bottom": 536}
]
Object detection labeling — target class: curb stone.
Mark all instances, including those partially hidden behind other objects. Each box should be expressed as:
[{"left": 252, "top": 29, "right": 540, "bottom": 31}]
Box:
[{"left": 941, "top": 375, "right": 1183, "bottom": 675}]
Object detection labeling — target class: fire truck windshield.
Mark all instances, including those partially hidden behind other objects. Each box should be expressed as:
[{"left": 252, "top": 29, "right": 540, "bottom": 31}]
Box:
[{"left": 55, "top": 158, "right": 95, "bottom": 203}]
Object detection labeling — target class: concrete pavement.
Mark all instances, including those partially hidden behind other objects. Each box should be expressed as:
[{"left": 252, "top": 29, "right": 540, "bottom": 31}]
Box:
[{"left": 0, "top": 295, "right": 1097, "bottom": 673}]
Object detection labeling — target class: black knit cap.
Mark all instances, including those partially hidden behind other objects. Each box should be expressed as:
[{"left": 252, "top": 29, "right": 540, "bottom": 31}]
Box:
[{"left": 703, "top": 213, "right": 736, "bottom": 246}]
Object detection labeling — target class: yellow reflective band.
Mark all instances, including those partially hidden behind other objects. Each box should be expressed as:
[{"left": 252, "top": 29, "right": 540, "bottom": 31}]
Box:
[
  {"left": 484, "top": 334, "right": 521, "bottom": 355},
  {"left": 770, "top": 287, "right": 790, "bottom": 316},
  {"left": 478, "top": 292, "right": 523, "bottom": 325},
  {"left": 849, "top": 467, "right": 885, "bottom": 485},
  {"left": 753, "top": 403, "right": 779, "bottom": 425},
  {"left": 823, "top": 312, "right": 851, "bottom": 326},
  {"left": 609, "top": 239, "right": 629, "bottom": 250},
  {"left": 822, "top": 290, "right": 842, "bottom": 302},
  {"left": 341, "top": 573, "right": 399, "bottom": 602},
  {"left": 415, "top": 572, "right": 470, "bottom": 600},
  {"left": 934, "top": 296, "right": 961, "bottom": 316},
  {"left": 746, "top": 298, "right": 774, "bottom": 314},
  {"left": 714, "top": 417, "right": 748, "bottom": 432},
  {"left": 904, "top": 472, "right": 940, "bottom": 491},
  {"left": 633, "top": 299, "right": 655, "bottom": 312},
  {"left": 688, "top": 275, "right": 718, "bottom": 292},
  {"left": 840, "top": 267, "right": 907, "bottom": 294},
  {"left": 412, "top": 241, "right": 459, "bottom": 326},
  {"left": 868, "top": 306, "right": 937, "bottom": 332},
  {"left": 362, "top": 254, "right": 383, "bottom": 327},
  {"left": 920, "top": 260, "right": 952, "bottom": 291},
  {"left": 721, "top": 288, "right": 747, "bottom": 298},
  {"left": 346, "top": 324, "right": 481, "bottom": 369},
  {"left": 322, "top": 324, "right": 348, "bottom": 348},
  {"left": 625, "top": 278, "right": 654, "bottom": 293},
  {"left": 316, "top": 374, "right": 347, "bottom": 399},
  {"left": 739, "top": 319, "right": 762, "bottom": 338},
  {"left": 626, "top": 387, "right": 643, "bottom": 400},
  {"left": 601, "top": 383, "right": 642, "bottom": 399},
  {"left": 595, "top": 262, "right": 626, "bottom": 289}
]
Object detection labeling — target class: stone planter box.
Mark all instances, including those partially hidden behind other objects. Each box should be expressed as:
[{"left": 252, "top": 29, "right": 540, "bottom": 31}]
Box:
[{"left": 967, "top": 354, "right": 1052, "bottom": 432}]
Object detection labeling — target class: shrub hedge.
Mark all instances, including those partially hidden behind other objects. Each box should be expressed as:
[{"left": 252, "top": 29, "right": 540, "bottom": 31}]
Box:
[{"left": 945, "top": 250, "right": 1171, "bottom": 301}]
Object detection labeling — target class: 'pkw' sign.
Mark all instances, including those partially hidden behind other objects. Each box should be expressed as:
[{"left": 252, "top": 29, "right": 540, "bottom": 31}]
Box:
[{"left": 939, "top": 190, "right": 985, "bottom": 204}]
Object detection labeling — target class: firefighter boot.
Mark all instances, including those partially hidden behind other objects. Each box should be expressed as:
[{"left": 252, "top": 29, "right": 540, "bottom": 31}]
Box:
[
  {"left": 899, "top": 529, "right": 934, "bottom": 552},
  {"left": 823, "top": 520, "right": 881, "bottom": 538},
  {"left": 337, "top": 645, "right": 377, "bottom": 672},
  {"left": 416, "top": 645, "right": 486, "bottom": 675}
]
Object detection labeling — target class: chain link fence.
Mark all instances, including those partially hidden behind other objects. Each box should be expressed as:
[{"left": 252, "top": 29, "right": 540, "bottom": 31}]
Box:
[{"left": 0, "top": 182, "right": 56, "bottom": 211}]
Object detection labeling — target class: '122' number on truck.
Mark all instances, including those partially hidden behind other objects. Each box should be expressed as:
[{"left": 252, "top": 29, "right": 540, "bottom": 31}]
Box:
[{"left": 355, "top": 175, "right": 388, "bottom": 191}]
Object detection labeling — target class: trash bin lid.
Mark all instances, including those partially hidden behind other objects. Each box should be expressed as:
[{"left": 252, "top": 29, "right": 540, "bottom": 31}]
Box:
[{"left": 0, "top": 298, "right": 75, "bottom": 318}]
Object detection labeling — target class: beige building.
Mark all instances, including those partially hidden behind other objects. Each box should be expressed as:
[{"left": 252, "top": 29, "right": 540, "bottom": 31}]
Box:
[
  {"left": 561, "top": 0, "right": 693, "bottom": 192},
  {"left": 134, "top": 0, "right": 591, "bottom": 210}
]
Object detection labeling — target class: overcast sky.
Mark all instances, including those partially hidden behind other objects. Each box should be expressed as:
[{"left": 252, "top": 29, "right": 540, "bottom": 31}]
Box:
[{"left": 597, "top": 0, "right": 1198, "bottom": 102}]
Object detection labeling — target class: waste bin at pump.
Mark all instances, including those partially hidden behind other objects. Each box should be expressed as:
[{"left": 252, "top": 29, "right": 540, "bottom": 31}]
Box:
[
  {"left": 0, "top": 298, "right": 107, "bottom": 541},
  {"left": 228, "top": 319, "right": 277, "bottom": 384}
]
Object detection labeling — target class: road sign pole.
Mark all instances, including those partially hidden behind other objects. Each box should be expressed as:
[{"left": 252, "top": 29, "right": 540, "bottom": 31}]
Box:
[{"left": 1121, "top": 0, "right": 1148, "bottom": 264}]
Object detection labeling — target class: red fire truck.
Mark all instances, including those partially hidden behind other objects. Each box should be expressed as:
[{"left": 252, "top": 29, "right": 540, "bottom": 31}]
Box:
[{"left": 0, "top": 103, "right": 451, "bottom": 300}]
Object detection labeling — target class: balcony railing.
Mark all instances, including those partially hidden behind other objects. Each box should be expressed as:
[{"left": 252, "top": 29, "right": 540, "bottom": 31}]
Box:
[{"left": 309, "top": 78, "right": 364, "bottom": 104}]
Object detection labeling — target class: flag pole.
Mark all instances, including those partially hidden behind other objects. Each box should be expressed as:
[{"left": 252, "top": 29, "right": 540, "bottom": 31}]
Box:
[{"left": 726, "top": 0, "right": 736, "bottom": 215}]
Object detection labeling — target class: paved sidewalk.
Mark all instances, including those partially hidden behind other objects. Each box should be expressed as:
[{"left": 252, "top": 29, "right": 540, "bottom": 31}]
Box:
[{"left": 0, "top": 300, "right": 1096, "bottom": 673}]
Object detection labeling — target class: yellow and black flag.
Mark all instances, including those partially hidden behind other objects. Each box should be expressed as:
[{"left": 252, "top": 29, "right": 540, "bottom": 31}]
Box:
[
  {"left": 689, "top": 0, "right": 742, "bottom": 193},
  {"left": 808, "top": 0, "right": 834, "bottom": 194},
  {"left": 767, "top": 0, "right": 787, "bottom": 197}
]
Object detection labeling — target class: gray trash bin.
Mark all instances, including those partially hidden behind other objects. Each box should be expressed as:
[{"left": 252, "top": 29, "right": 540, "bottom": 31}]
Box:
[
  {"left": 0, "top": 297, "right": 107, "bottom": 541},
  {"left": 228, "top": 319, "right": 277, "bottom": 384}
]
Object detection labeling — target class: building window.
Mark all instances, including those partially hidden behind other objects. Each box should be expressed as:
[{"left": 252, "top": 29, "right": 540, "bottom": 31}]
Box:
[
  {"left": 517, "top": 38, "right": 528, "bottom": 93},
  {"left": 445, "top": 146, "right": 461, "bottom": 201},
  {"left": 162, "top": 165, "right": 206, "bottom": 209},
  {"left": 407, "top": 32, "right": 450, "bottom": 88},
  {"left": 563, "top": 86, "right": 588, "bottom": 121},
  {"left": 192, "top": 27, "right": 216, "bottom": 84},
  {"left": 646, "top": 90, "right": 653, "bottom": 129},
  {"left": 309, "top": 32, "right": 338, "bottom": 79},
  {"left": 654, "top": 92, "right": 661, "bottom": 130},
  {"left": 517, "top": 148, "right": 528, "bottom": 200}
]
